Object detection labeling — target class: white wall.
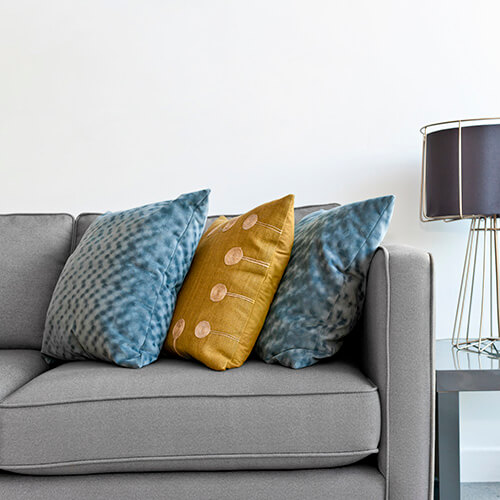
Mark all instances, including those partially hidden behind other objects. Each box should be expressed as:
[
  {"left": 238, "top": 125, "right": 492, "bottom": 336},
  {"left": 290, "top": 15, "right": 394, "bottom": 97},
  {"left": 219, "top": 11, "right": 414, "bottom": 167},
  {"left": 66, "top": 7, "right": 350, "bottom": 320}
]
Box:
[{"left": 1, "top": 0, "right": 500, "bottom": 482}]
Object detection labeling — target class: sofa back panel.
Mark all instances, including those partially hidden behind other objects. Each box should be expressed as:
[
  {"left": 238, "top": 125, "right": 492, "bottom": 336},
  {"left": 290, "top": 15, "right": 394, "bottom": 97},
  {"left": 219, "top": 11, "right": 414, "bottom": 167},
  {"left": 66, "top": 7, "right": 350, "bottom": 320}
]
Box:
[
  {"left": 205, "top": 202, "right": 340, "bottom": 229},
  {"left": 75, "top": 203, "right": 341, "bottom": 248},
  {"left": 293, "top": 202, "right": 339, "bottom": 222},
  {"left": 74, "top": 213, "right": 101, "bottom": 250},
  {"left": 75, "top": 204, "right": 340, "bottom": 249},
  {"left": 0, "top": 214, "right": 74, "bottom": 349}
]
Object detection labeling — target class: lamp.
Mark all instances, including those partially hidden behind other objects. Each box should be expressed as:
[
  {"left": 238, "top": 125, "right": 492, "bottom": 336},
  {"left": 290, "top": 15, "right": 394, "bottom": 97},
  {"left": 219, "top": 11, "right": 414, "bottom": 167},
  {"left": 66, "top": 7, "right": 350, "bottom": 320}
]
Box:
[{"left": 420, "top": 118, "right": 500, "bottom": 355}]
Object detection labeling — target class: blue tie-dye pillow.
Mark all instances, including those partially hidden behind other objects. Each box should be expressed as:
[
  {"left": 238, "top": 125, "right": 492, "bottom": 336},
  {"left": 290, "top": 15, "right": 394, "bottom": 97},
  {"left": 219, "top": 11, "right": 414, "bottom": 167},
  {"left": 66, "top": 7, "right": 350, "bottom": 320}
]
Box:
[
  {"left": 256, "top": 196, "right": 395, "bottom": 369},
  {"left": 42, "top": 189, "right": 210, "bottom": 368}
]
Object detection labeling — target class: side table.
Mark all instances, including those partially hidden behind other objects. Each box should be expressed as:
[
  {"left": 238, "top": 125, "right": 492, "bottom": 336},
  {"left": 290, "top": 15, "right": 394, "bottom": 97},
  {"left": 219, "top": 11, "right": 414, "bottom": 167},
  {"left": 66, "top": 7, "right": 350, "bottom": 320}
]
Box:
[{"left": 435, "top": 339, "right": 500, "bottom": 500}]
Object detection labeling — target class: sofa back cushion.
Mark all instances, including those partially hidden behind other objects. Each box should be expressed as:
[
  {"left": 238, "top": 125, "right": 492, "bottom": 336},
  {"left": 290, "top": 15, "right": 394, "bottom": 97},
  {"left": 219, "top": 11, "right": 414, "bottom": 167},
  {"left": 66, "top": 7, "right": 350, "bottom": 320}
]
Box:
[
  {"left": 74, "top": 213, "right": 100, "bottom": 249},
  {"left": 74, "top": 203, "right": 340, "bottom": 251},
  {"left": 0, "top": 214, "right": 74, "bottom": 349}
]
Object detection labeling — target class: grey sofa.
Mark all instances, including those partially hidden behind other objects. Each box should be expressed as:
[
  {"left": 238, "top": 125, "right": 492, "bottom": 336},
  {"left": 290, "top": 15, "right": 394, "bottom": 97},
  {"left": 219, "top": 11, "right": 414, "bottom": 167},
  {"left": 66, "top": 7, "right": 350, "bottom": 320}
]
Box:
[{"left": 0, "top": 204, "right": 434, "bottom": 500}]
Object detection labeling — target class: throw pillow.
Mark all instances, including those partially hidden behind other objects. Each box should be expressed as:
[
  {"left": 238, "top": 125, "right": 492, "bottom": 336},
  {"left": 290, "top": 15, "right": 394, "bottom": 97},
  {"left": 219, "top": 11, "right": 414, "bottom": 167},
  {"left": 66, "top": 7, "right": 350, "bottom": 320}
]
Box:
[
  {"left": 256, "top": 195, "right": 395, "bottom": 369},
  {"left": 164, "top": 194, "right": 295, "bottom": 370},
  {"left": 42, "top": 189, "right": 210, "bottom": 368}
]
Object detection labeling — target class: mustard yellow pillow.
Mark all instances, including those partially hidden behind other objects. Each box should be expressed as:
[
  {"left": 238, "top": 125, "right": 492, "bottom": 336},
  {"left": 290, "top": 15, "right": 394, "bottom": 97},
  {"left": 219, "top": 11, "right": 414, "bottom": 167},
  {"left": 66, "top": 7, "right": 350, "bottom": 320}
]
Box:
[{"left": 164, "top": 195, "right": 295, "bottom": 370}]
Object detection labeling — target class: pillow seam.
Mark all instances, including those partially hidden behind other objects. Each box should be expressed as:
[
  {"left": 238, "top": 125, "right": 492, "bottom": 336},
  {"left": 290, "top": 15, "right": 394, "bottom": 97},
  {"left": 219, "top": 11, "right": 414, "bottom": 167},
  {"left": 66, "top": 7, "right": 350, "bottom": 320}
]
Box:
[{"left": 345, "top": 198, "right": 393, "bottom": 272}]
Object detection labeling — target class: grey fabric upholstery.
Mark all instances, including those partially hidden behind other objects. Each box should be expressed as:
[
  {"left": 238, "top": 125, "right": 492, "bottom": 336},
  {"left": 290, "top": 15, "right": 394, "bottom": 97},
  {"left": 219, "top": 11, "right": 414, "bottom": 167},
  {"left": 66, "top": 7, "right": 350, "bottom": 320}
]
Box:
[
  {"left": 0, "top": 350, "right": 49, "bottom": 401},
  {"left": 74, "top": 203, "right": 340, "bottom": 248},
  {"left": 362, "top": 245, "right": 434, "bottom": 500},
  {"left": 0, "top": 465, "right": 385, "bottom": 500},
  {"left": 73, "top": 213, "right": 101, "bottom": 250},
  {"left": 0, "top": 358, "right": 380, "bottom": 475},
  {"left": 291, "top": 202, "right": 340, "bottom": 222},
  {"left": 0, "top": 214, "right": 74, "bottom": 349},
  {"left": 0, "top": 209, "right": 433, "bottom": 499}
]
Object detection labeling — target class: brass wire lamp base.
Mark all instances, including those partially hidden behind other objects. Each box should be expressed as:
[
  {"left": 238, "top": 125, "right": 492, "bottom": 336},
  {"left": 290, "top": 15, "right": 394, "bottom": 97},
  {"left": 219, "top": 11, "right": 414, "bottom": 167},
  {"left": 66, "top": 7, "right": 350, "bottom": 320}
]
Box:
[
  {"left": 452, "top": 215, "right": 500, "bottom": 356},
  {"left": 420, "top": 118, "right": 500, "bottom": 355}
]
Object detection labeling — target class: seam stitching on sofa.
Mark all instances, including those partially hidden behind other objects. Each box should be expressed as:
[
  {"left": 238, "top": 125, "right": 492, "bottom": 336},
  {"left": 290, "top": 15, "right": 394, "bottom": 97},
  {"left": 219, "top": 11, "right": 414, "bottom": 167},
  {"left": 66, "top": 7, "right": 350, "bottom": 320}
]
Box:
[
  {"left": 428, "top": 252, "right": 436, "bottom": 500},
  {"left": 0, "top": 370, "right": 49, "bottom": 404},
  {"left": 0, "top": 388, "right": 378, "bottom": 408},
  {"left": 380, "top": 246, "right": 391, "bottom": 500},
  {"left": 346, "top": 200, "right": 393, "bottom": 272},
  {"left": 0, "top": 448, "right": 379, "bottom": 470},
  {"left": 70, "top": 214, "right": 77, "bottom": 253}
]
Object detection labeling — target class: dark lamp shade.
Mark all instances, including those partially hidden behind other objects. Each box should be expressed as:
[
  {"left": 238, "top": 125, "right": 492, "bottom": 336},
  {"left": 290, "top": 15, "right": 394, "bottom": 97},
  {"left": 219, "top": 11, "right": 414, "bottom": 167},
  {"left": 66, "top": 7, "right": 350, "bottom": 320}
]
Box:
[{"left": 425, "top": 124, "right": 500, "bottom": 218}]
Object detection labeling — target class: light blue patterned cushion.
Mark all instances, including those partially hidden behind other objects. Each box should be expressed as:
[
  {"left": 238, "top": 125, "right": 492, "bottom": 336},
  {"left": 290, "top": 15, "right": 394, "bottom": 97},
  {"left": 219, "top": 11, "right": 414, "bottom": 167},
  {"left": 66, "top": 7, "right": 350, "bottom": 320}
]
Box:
[
  {"left": 42, "top": 190, "right": 210, "bottom": 368},
  {"left": 256, "top": 196, "right": 395, "bottom": 369}
]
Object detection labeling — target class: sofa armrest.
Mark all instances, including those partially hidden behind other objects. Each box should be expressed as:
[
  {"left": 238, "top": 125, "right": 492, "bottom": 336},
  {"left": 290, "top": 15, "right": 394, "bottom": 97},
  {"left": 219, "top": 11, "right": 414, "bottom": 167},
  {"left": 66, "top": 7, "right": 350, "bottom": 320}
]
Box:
[{"left": 361, "top": 245, "right": 435, "bottom": 500}]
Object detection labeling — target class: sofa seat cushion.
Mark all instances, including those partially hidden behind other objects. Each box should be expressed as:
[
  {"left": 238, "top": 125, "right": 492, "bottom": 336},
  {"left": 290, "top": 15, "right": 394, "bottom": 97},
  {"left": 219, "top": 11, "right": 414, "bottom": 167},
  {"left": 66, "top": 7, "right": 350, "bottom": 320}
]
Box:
[
  {"left": 0, "top": 350, "right": 49, "bottom": 401},
  {"left": 0, "top": 358, "right": 381, "bottom": 475}
]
